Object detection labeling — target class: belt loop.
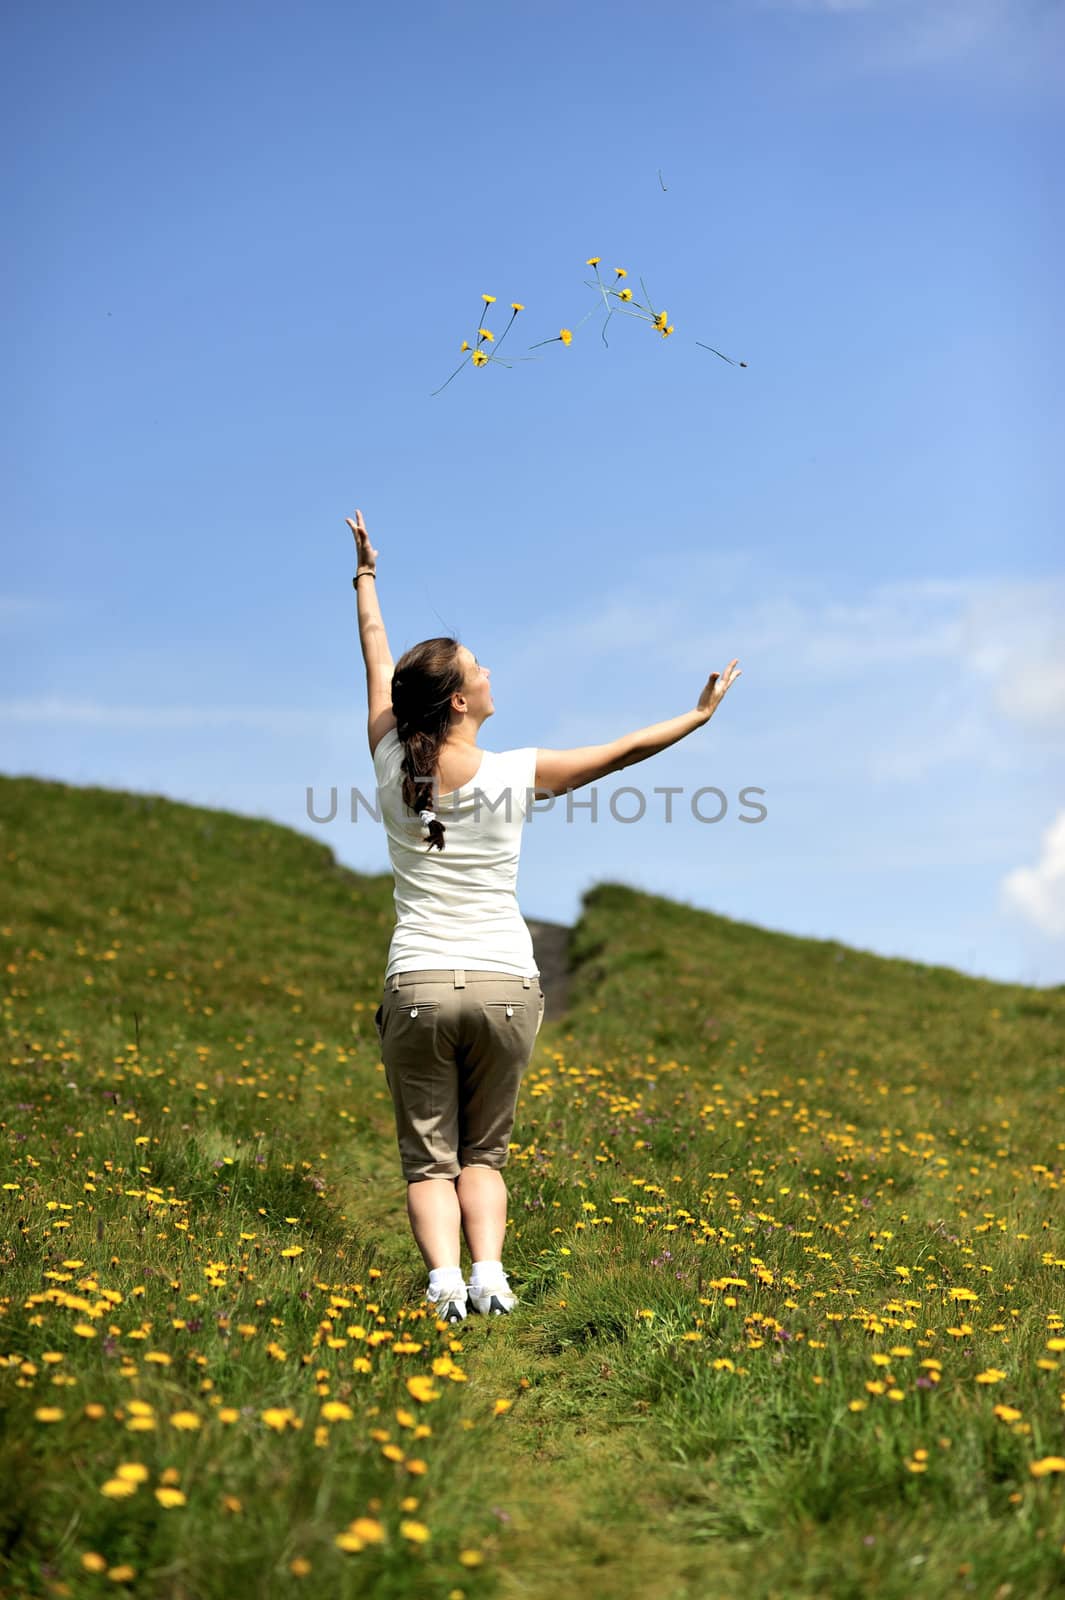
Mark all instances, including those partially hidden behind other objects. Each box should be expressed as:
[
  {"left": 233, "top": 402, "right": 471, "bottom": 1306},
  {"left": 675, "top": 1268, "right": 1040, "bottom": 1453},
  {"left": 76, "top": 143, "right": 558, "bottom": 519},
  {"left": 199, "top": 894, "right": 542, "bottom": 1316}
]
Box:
[
  {"left": 454, "top": 968, "right": 465, "bottom": 988},
  {"left": 390, "top": 973, "right": 399, "bottom": 992},
  {"left": 522, "top": 974, "right": 530, "bottom": 988}
]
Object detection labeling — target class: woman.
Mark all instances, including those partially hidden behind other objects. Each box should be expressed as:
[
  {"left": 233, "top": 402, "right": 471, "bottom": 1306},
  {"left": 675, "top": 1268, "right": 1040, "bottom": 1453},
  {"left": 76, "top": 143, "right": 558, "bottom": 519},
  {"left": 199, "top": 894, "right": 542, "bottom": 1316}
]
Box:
[{"left": 347, "top": 508, "right": 740, "bottom": 1324}]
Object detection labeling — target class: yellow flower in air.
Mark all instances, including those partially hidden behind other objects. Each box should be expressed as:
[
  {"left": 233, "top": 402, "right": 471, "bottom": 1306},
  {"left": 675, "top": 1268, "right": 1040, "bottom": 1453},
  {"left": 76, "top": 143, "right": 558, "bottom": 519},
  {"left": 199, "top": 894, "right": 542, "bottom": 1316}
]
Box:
[
  {"left": 654, "top": 310, "right": 668, "bottom": 329},
  {"left": 460, "top": 340, "right": 469, "bottom": 352},
  {"left": 477, "top": 328, "right": 494, "bottom": 342},
  {"left": 482, "top": 293, "right": 496, "bottom": 303},
  {"left": 618, "top": 288, "right": 633, "bottom": 302},
  {"left": 615, "top": 267, "right": 627, "bottom": 278},
  {"left": 559, "top": 329, "right": 572, "bottom": 345},
  {"left": 471, "top": 350, "right": 488, "bottom": 367},
  {"left": 511, "top": 302, "right": 524, "bottom": 311},
  {"left": 660, "top": 324, "right": 675, "bottom": 337},
  {"left": 586, "top": 257, "right": 600, "bottom": 266}
]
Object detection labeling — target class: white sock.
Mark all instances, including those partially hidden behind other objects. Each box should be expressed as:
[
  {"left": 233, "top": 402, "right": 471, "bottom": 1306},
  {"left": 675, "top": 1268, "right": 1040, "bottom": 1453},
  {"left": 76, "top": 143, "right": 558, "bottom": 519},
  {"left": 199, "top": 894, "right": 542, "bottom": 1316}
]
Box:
[
  {"left": 428, "top": 1265, "right": 464, "bottom": 1295},
  {"left": 469, "top": 1258, "right": 505, "bottom": 1288}
]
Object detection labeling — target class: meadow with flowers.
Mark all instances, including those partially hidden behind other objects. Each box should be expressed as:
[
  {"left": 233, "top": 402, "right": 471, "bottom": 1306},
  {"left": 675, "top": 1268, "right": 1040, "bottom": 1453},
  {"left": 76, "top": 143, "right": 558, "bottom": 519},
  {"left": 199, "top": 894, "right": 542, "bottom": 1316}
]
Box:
[{"left": 2, "top": 773, "right": 1064, "bottom": 1599}]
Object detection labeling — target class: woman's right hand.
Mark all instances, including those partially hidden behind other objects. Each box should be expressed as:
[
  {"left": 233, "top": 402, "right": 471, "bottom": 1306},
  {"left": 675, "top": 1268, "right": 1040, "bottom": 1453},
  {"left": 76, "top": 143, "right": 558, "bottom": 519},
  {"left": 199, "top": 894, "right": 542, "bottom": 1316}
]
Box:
[
  {"left": 696, "top": 659, "right": 741, "bottom": 721},
  {"left": 345, "top": 508, "right": 378, "bottom": 571}
]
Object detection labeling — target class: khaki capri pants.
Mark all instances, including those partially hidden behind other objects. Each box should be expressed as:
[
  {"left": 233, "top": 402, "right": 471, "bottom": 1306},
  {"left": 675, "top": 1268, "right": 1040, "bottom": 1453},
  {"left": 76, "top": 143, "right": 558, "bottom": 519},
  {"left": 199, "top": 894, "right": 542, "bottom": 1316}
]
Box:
[{"left": 374, "top": 968, "right": 545, "bottom": 1183}]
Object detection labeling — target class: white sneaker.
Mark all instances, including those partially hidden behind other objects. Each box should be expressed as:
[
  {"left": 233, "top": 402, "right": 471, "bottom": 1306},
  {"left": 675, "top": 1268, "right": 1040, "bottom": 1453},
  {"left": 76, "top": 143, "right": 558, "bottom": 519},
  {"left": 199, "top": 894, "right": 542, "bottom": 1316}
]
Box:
[
  {"left": 425, "top": 1282, "right": 468, "bottom": 1323},
  {"left": 467, "top": 1275, "right": 517, "bottom": 1316}
]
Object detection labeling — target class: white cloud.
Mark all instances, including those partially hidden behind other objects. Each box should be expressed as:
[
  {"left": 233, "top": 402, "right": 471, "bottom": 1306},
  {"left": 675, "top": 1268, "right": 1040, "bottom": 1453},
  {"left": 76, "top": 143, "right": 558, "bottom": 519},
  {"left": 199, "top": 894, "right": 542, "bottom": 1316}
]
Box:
[
  {"left": 505, "top": 566, "right": 1065, "bottom": 787},
  {"left": 1001, "top": 810, "right": 1065, "bottom": 938},
  {"left": 0, "top": 697, "right": 342, "bottom": 737},
  {"left": 746, "top": 0, "right": 1065, "bottom": 83}
]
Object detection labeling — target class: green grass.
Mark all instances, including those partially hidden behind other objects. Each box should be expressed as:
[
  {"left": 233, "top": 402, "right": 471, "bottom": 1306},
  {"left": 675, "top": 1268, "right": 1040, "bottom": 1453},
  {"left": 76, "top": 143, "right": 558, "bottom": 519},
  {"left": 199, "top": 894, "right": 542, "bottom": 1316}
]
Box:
[{"left": 2, "top": 772, "right": 1064, "bottom": 1600}]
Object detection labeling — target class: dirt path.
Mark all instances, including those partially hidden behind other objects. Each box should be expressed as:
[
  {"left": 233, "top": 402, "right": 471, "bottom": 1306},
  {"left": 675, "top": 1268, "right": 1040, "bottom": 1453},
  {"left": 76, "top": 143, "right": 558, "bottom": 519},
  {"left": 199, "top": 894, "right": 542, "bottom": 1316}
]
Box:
[{"left": 525, "top": 917, "right": 573, "bottom": 1022}]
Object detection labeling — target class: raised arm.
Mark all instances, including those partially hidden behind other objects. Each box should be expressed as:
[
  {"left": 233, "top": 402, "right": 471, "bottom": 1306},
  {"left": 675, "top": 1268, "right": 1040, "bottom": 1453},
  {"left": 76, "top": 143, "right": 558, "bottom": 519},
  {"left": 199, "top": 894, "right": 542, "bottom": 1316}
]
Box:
[
  {"left": 345, "top": 508, "right": 397, "bottom": 753},
  {"left": 531, "top": 660, "right": 741, "bottom": 798}
]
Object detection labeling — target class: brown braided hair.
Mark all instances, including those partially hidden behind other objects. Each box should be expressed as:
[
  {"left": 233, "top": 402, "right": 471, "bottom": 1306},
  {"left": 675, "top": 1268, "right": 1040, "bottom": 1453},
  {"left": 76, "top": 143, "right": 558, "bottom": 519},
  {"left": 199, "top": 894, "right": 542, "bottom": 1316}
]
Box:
[{"left": 390, "top": 636, "right": 466, "bottom": 852}]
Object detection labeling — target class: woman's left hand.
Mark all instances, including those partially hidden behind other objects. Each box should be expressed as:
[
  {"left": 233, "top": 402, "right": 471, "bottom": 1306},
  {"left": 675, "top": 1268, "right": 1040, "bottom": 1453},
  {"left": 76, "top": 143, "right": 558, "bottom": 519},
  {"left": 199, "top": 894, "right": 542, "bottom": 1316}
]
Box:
[{"left": 345, "top": 508, "right": 378, "bottom": 571}]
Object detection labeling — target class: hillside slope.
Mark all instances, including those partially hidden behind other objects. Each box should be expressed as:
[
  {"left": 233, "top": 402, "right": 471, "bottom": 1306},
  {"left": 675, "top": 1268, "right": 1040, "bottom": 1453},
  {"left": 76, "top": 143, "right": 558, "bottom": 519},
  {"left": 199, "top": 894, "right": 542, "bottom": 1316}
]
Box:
[{"left": 2, "top": 774, "right": 1064, "bottom": 1600}]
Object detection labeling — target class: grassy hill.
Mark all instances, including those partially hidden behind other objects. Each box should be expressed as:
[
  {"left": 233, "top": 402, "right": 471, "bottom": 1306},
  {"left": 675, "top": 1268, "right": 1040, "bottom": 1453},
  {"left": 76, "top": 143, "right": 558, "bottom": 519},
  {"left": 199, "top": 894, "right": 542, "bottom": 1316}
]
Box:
[{"left": 2, "top": 773, "right": 1064, "bottom": 1600}]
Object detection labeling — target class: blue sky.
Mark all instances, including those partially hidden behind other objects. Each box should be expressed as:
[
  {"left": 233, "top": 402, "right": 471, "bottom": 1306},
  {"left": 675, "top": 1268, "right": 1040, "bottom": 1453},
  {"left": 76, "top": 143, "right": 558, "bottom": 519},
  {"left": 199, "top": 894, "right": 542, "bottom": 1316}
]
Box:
[{"left": 4, "top": 0, "right": 1063, "bottom": 986}]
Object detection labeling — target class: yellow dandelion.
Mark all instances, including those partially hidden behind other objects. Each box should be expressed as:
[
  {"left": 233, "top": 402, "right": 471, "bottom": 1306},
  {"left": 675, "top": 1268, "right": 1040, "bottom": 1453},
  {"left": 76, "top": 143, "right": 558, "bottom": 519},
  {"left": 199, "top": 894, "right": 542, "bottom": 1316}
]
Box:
[
  {"left": 262, "top": 1406, "right": 298, "bottom": 1431},
  {"left": 1030, "top": 1456, "right": 1065, "bottom": 1476},
  {"left": 321, "top": 1401, "right": 353, "bottom": 1422},
  {"left": 406, "top": 1375, "right": 441, "bottom": 1403},
  {"left": 993, "top": 1404, "right": 1023, "bottom": 1422},
  {"left": 459, "top": 1550, "right": 485, "bottom": 1567},
  {"left": 481, "top": 293, "right": 496, "bottom": 303},
  {"left": 471, "top": 350, "right": 488, "bottom": 367},
  {"left": 661, "top": 324, "right": 675, "bottom": 337},
  {"left": 290, "top": 1557, "right": 312, "bottom": 1576},
  {"left": 41, "top": 1351, "right": 64, "bottom": 1364},
  {"left": 618, "top": 288, "right": 633, "bottom": 302},
  {"left": 218, "top": 1407, "right": 239, "bottom": 1424},
  {"left": 460, "top": 340, "right": 470, "bottom": 352},
  {"left": 400, "top": 1520, "right": 431, "bottom": 1543},
  {"left": 511, "top": 302, "right": 524, "bottom": 311},
  {"left": 34, "top": 1406, "right": 64, "bottom": 1423},
  {"left": 949, "top": 1287, "right": 979, "bottom": 1302},
  {"left": 349, "top": 1517, "right": 385, "bottom": 1543},
  {"left": 492, "top": 1398, "right": 513, "bottom": 1416},
  {"left": 1047, "top": 1338, "right": 1065, "bottom": 1352},
  {"left": 115, "top": 1463, "right": 149, "bottom": 1484},
  {"left": 335, "top": 1531, "right": 365, "bottom": 1552},
  {"left": 975, "top": 1369, "right": 1007, "bottom": 1385},
  {"left": 586, "top": 257, "right": 600, "bottom": 266},
  {"left": 100, "top": 1477, "right": 138, "bottom": 1499},
  {"left": 222, "top": 1494, "right": 243, "bottom": 1514},
  {"left": 280, "top": 1246, "right": 303, "bottom": 1258},
  {"left": 169, "top": 1410, "right": 201, "bottom": 1430},
  {"left": 81, "top": 1554, "right": 108, "bottom": 1573},
  {"left": 160, "top": 1467, "right": 181, "bottom": 1486},
  {"left": 615, "top": 267, "right": 627, "bottom": 278},
  {"left": 559, "top": 329, "right": 572, "bottom": 346},
  {"left": 155, "top": 1487, "right": 187, "bottom": 1508},
  {"left": 72, "top": 1323, "right": 97, "bottom": 1338},
  {"left": 83, "top": 1403, "right": 106, "bottom": 1420},
  {"left": 477, "top": 328, "right": 494, "bottom": 342},
  {"left": 107, "top": 1566, "right": 136, "bottom": 1582}
]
